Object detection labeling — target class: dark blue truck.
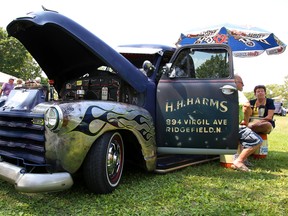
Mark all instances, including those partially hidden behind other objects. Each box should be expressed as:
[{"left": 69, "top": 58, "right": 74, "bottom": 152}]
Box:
[{"left": 0, "top": 10, "right": 239, "bottom": 194}]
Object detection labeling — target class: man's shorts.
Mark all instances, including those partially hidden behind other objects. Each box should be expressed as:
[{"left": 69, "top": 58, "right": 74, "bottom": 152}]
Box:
[{"left": 239, "top": 126, "right": 263, "bottom": 149}]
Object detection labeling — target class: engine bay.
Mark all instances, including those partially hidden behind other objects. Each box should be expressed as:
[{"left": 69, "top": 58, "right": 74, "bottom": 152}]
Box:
[{"left": 59, "top": 70, "right": 143, "bottom": 105}]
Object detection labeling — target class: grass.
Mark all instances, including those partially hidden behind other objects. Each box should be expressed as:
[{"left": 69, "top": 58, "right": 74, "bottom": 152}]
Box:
[{"left": 0, "top": 116, "right": 287, "bottom": 216}]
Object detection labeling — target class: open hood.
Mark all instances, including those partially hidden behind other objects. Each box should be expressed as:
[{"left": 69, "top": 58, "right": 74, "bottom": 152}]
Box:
[{"left": 6, "top": 10, "right": 148, "bottom": 92}]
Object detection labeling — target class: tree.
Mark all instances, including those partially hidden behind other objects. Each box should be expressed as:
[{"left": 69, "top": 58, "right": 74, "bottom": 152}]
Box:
[
  {"left": 196, "top": 54, "right": 229, "bottom": 78},
  {"left": 0, "top": 27, "right": 42, "bottom": 80},
  {"left": 283, "top": 75, "right": 288, "bottom": 101},
  {"left": 282, "top": 75, "right": 288, "bottom": 107},
  {"left": 265, "top": 84, "right": 285, "bottom": 98},
  {"left": 244, "top": 91, "right": 254, "bottom": 100}
]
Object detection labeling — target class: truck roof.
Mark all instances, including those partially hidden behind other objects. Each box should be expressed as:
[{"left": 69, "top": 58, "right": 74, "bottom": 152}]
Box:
[{"left": 116, "top": 44, "right": 176, "bottom": 54}]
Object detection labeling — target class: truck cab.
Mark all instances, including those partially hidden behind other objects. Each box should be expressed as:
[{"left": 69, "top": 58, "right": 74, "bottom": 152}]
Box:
[{"left": 0, "top": 10, "right": 238, "bottom": 194}]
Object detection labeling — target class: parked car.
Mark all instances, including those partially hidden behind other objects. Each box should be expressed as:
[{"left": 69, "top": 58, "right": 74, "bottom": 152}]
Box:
[
  {"left": 274, "top": 102, "right": 287, "bottom": 116},
  {"left": 0, "top": 10, "right": 239, "bottom": 194}
]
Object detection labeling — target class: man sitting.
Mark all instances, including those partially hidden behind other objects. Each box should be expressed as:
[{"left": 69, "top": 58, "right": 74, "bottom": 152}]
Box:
[{"left": 232, "top": 74, "right": 263, "bottom": 172}]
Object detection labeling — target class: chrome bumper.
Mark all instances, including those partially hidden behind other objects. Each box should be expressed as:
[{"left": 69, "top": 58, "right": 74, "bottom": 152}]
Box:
[{"left": 0, "top": 161, "right": 73, "bottom": 193}]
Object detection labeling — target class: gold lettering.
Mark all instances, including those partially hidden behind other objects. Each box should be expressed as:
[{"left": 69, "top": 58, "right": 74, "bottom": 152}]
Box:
[
  {"left": 184, "top": 119, "right": 210, "bottom": 125},
  {"left": 213, "top": 119, "right": 228, "bottom": 125},
  {"left": 210, "top": 99, "right": 219, "bottom": 109},
  {"left": 166, "top": 102, "right": 173, "bottom": 112},
  {"left": 219, "top": 101, "right": 228, "bottom": 112},
  {"left": 215, "top": 127, "right": 221, "bottom": 133},
  {"left": 187, "top": 98, "right": 193, "bottom": 105},
  {"left": 202, "top": 98, "right": 209, "bottom": 106},
  {"left": 165, "top": 97, "right": 229, "bottom": 113},
  {"left": 165, "top": 126, "right": 222, "bottom": 133},
  {"left": 177, "top": 100, "right": 184, "bottom": 110},
  {"left": 195, "top": 97, "right": 201, "bottom": 104}
]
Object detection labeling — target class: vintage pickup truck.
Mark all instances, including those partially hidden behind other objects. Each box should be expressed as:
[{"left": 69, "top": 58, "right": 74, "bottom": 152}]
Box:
[{"left": 0, "top": 10, "right": 239, "bottom": 194}]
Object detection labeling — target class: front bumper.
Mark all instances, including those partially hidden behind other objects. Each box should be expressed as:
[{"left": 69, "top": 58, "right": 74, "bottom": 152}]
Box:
[{"left": 0, "top": 161, "right": 73, "bottom": 193}]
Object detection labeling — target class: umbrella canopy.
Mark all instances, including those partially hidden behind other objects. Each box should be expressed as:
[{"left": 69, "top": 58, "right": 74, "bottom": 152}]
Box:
[{"left": 176, "top": 24, "right": 286, "bottom": 57}]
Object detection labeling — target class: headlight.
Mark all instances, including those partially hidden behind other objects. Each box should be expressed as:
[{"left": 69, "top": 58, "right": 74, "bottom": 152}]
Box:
[{"left": 44, "top": 106, "right": 63, "bottom": 131}]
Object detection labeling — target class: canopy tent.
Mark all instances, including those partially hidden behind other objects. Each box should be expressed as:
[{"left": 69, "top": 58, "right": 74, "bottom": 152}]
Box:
[{"left": 0, "top": 71, "right": 18, "bottom": 85}]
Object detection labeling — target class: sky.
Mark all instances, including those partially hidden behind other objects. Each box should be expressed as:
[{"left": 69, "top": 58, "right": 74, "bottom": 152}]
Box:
[{"left": 0, "top": 0, "right": 287, "bottom": 92}]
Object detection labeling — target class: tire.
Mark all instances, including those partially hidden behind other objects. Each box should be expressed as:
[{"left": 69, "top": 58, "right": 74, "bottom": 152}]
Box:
[{"left": 83, "top": 132, "right": 124, "bottom": 194}]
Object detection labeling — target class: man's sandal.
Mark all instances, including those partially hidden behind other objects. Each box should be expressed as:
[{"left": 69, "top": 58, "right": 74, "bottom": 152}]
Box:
[{"left": 231, "top": 164, "right": 251, "bottom": 172}]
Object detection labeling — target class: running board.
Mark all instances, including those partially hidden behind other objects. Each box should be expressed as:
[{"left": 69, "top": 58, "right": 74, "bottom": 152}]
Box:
[{"left": 154, "top": 155, "right": 219, "bottom": 174}]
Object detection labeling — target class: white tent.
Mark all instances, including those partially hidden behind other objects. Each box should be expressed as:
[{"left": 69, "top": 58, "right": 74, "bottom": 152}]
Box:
[
  {"left": 272, "top": 95, "right": 285, "bottom": 102},
  {"left": 0, "top": 71, "right": 18, "bottom": 85}
]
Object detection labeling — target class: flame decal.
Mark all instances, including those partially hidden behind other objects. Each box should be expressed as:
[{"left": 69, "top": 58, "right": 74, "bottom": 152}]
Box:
[{"left": 72, "top": 105, "right": 154, "bottom": 141}]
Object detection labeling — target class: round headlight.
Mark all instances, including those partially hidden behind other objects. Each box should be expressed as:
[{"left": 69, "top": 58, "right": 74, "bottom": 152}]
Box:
[{"left": 45, "top": 106, "right": 62, "bottom": 131}]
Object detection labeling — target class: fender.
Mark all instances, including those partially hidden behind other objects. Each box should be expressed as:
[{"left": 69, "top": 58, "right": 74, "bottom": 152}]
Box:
[{"left": 34, "top": 101, "right": 157, "bottom": 173}]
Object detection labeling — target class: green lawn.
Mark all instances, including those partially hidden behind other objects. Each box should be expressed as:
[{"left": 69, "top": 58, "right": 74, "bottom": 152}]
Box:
[{"left": 0, "top": 116, "right": 287, "bottom": 216}]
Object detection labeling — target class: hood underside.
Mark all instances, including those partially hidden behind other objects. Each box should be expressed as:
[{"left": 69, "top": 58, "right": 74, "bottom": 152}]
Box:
[{"left": 7, "top": 10, "right": 148, "bottom": 92}]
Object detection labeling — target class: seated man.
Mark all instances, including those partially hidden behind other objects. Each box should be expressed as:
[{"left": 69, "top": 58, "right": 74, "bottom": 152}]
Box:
[
  {"left": 233, "top": 75, "right": 263, "bottom": 172},
  {"left": 248, "top": 85, "right": 275, "bottom": 134}
]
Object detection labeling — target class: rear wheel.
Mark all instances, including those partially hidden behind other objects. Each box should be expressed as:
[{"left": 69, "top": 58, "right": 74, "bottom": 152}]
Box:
[{"left": 83, "top": 132, "right": 124, "bottom": 194}]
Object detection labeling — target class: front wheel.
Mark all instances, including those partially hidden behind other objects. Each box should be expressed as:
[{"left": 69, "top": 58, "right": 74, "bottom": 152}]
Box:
[{"left": 83, "top": 132, "right": 124, "bottom": 194}]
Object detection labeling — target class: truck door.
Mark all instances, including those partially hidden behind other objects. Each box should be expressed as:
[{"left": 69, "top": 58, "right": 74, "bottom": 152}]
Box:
[{"left": 156, "top": 44, "right": 238, "bottom": 155}]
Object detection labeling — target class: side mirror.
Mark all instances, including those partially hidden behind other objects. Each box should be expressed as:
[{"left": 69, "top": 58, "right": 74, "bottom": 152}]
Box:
[
  {"left": 142, "top": 60, "right": 155, "bottom": 77},
  {"left": 162, "top": 63, "right": 175, "bottom": 78}
]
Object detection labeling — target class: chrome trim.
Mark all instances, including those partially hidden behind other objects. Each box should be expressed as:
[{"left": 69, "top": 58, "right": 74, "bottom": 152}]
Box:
[
  {"left": 0, "top": 161, "right": 73, "bottom": 193},
  {"left": 220, "top": 85, "right": 237, "bottom": 95},
  {"left": 44, "top": 105, "right": 63, "bottom": 132}
]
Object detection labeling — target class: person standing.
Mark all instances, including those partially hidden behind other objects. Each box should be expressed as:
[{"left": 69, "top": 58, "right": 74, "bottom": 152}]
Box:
[
  {"left": 232, "top": 74, "right": 263, "bottom": 172},
  {"left": 248, "top": 85, "right": 275, "bottom": 134},
  {"left": 35, "top": 77, "right": 42, "bottom": 86},
  {"left": 14, "top": 79, "right": 24, "bottom": 88},
  {"left": 0, "top": 77, "right": 15, "bottom": 98}
]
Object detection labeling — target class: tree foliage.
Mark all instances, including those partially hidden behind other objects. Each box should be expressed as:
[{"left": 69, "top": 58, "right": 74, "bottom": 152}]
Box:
[
  {"left": 283, "top": 75, "right": 288, "bottom": 101},
  {"left": 196, "top": 54, "right": 229, "bottom": 78},
  {"left": 0, "top": 27, "right": 42, "bottom": 80}
]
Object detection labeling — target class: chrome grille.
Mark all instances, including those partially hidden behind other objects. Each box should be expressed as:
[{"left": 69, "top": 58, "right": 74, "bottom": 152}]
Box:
[{"left": 0, "top": 111, "right": 46, "bottom": 165}]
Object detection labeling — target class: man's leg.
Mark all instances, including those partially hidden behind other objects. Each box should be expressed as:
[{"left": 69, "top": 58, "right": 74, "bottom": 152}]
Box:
[
  {"left": 248, "top": 122, "right": 272, "bottom": 134},
  {"left": 233, "top": 144, "right": 261, "bottom": 169},
  {"left": 235, "top": 127, "right": 263, "bottom": 171}
]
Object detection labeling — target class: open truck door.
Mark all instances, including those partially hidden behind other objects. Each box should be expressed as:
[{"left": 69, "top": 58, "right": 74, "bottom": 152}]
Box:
[{"left": 156, "top": 44, "right": 239, "bottom": 155}]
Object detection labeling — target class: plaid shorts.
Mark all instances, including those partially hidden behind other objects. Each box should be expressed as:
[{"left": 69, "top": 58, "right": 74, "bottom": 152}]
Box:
[{"left": 239, "top": 126, "right": 263, "bottom": 149}]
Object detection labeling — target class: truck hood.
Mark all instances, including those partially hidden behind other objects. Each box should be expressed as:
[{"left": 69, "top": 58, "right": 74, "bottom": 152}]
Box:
[{"left": 6, "top": 10, "right": 148, "bottom": 92}]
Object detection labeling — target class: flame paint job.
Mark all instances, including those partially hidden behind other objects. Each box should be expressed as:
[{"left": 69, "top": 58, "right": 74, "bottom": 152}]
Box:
[{"left": 34, "top": 101, "right": 157, "bottom": 173}]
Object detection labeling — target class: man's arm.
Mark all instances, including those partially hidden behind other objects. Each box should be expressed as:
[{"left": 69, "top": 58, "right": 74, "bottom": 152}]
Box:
[
  {"left": 242, "top": 102, "right": 252, "bottom": 126},
  {"left": 263, "top": 109, "right": 274, "bottom": 121},
  {"left": 0, "top": 83, "right": 5, "bottom": 96}
]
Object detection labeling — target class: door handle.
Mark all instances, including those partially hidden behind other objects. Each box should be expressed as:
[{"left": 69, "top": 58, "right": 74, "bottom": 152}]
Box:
[{"left": 220, "top": 85, "right": 237, "bottom": 95}]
